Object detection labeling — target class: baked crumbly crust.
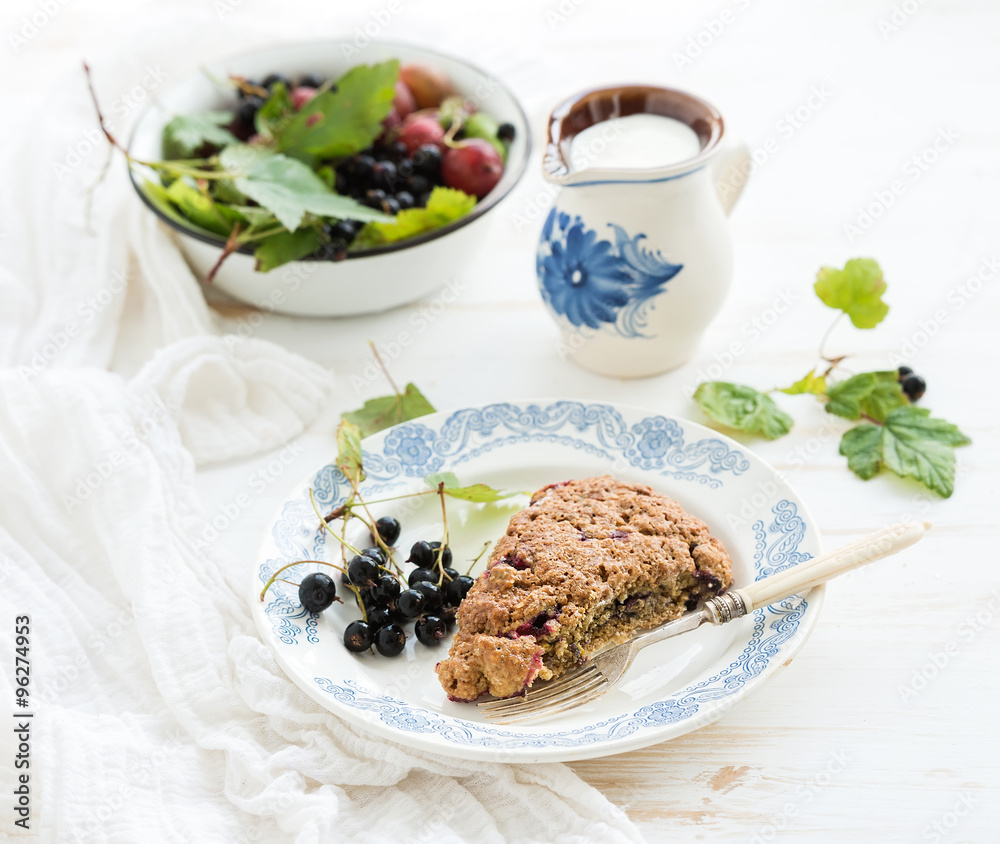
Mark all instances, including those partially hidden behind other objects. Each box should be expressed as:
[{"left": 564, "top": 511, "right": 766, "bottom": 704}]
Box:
[{"left": 435, "top": 475, "right": 733, "bottom": 701}]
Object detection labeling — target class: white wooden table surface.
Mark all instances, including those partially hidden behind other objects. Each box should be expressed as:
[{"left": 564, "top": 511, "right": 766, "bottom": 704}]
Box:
[{"left": 15, "top": 0, "right": 998, "bottom": 839}]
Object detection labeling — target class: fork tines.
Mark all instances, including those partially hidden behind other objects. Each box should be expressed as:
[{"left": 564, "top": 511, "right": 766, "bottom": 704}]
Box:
[{"left": 477, "top": 665, "right": 610, "bottom": 723}]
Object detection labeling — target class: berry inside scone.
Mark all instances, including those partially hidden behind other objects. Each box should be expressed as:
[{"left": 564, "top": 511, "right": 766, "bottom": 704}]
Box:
[{"left": 435, "top": 475, "right": 733, "bottom": 701}]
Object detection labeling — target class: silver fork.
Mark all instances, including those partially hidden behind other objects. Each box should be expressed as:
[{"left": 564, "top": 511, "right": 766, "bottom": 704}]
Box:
[{"left": 478, "top": 520, "right": 929, "bottom": 723}]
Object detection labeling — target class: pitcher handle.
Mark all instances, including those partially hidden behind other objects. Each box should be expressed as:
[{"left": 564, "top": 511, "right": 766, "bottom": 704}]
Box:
[{"left": 713, "top": 135, "right": 751, "bottom": 216}]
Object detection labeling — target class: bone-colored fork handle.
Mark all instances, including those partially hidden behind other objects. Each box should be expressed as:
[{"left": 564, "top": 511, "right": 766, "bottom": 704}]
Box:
[{"left": 707, "top": 520, "right": 930, "bottom": 622}]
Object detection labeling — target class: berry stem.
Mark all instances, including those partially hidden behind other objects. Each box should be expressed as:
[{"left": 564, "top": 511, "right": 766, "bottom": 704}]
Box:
[
  {"left": 259, "top": 560, "right": 347, "bottom": 601},
  {"left": 309, "top": 488, "right": 362, "bottom": 557},
  {"left": 465, "top": 540, "right": 491, "bottom": 576},
  {"left": 368, "top": 340, "right": 402, "bottom": 397},
  {"left": 344, "top": 474, "right": 401, "bottom": 574},
  {"left": 436, "top": 482, "right": 450, "bottom": 586}
]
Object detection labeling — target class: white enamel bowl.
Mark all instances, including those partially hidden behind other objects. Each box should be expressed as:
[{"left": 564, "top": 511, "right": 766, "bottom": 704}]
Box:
[{"left": 128, "top": 41, "right": 530, "bottom": 316}]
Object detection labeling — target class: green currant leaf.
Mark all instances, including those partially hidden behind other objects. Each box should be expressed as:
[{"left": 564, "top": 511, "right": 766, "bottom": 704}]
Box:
[
  {"left": 825, "top": 371, "right": 908, "bottom": 422},
  {"left": 342, "top": 383, "right": 436, "bottom": 438},
  {"left": 279, "top": 60, "right": 399, "bottom": 158},
  {"left": 814, "top": 258, "right": 889, "bottom": 328},
  {"left": 780, "top": 369, "right": 827, "bottom": 396},
  {"left": 232, "top": 153, "right": 392, "bottom": 232},
  {"left": 164, "top": 179, "right": 242, "bottom": 237},
  {"left": 138, "top": 179, "right": 221, "bottom": 238},
  {"left": 424, "top": 472, "right": 523, "bottom": 503},
  {"left": 162, "top": 111, "right": 238, "bottom": 159},
  {"left": 253, "top": 228, "right": 322, "bottom": 272},
  {"left": 880, "top": 407, "right": 970, "bottom": 498},
  {"left": 255, "top": 82, "right": 293, "bottom": 137},
  {"left": 352, "top": 187, "right": 476, "bottom": 248},
  {"left": 839, "top": 423, "right": 884, "bottom": 480},
  {"left": 336, "top": 420, "right": 365, "bottom": 486},
  {"left": 693, "top": 382, "right": 794, "bottom": 440}
]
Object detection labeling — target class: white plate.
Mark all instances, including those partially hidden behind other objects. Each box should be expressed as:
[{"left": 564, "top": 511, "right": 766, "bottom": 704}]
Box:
[{"left": 251, "top": 400, "right": 823, "bottom": 763}]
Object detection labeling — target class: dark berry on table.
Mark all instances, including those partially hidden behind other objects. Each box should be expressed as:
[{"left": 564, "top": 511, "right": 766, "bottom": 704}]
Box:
[
  {"left": 362, "top": 188, "right": 387, "bottom": 209},
  {"left": 408, "top": 567, "right": 436, "bottom": 588},
  {"left": 411, "top": 144, "right": 443, "bottom": 177},
  {"left": 901, "top": 374, "right": 926, "bottom": 401},
  {"left": 299, "top": 73, "right": 323, "bottom": 88},
  {"left": 372, "top": 160, "right": 398, "bottom": 191},
  {"left": 344, "top": 620, "right": 373, "bottom": 653},
  {"left": 405, "top": 174, "right": 432, "bottom": 196},
  {"left": 262, "top": 73, "right": 292, "bottom": 90},
  {"left": 413, "top": 581, "right": 443, "bottom": 612},
  {"left": 348, "top": 554, "right": 379, "bottom": 587},
  {"left": 298, "top": 572, "right": 337, "bottom": 613},
  {"left": 897, "top": 366, "right": 913, "bottom": 381},
  {"left": 441, "top": 567, "right": 459, "bottom": 583},
  {"left": 407, "top": 540, "right": 434, "bottom": 568},
  {"left": 396, "top": 588, "right": 426, "bottom": 620},
  {"left": 497, "top": 122, "right": 516, "bottom": 142},
  {"left": 366, "top": 607, "right": 392, "bottom": 631},
  {"left": 415, "top": 615, "right": 447, "bottom": 647},
  {"left": 362, "top": 546, "right": 388, "bottom": 567},
  {"left": 373, "top": 573, "right": 401, "bottom": 606},
  {"left": 359, "top": 586, "right": 377, "bottom": 608},
  {"left": 373, "top": 515, "right": 401, "bottom": 546},
  {"left": 375, "top": 623, "right": 407, "bottom": 657},
  {"left": 444, "top": 575, "right": 475, "bottom": 607},
  {"left": 395, "top": 191, "right": 415, "bottom": 210}
]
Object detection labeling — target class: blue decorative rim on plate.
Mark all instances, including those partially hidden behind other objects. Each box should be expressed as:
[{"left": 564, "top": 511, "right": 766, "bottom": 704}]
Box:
[{"left": 251, "top": 400, "right": 823, "bottom": 763}]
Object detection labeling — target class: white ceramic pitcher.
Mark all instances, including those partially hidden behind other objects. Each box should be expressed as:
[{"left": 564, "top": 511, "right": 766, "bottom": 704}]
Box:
[{"left": 536, "top": 86, "right": 750, "bottom": 378}]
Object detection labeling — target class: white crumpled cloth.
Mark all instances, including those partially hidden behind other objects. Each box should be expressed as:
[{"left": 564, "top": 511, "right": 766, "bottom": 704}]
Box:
[{"left": 0, "top": 5, "right": 642, "bottom": 842}]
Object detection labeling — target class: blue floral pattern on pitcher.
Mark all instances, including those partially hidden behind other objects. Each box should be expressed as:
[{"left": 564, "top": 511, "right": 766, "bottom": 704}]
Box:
[{"left": 536, "top": 209, "right": 683, "bottom": 338}]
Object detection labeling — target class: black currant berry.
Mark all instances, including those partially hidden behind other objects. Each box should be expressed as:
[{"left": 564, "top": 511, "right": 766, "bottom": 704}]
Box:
[
  {"left": 441, "top": 567, "right": 460, "bottom": 583},
  {"left": 897, "top": 366, "right": 914, "bottom": 381},
  {"left": 396, "top": 589, "right": 426, "bottom": 620},
  {"left": 298, "top": 572, "right": 337, "bottom": 613},
  {"left": 413, "top": 581, "right": 442, "bottom": 612},
  {"left": 375, "top": 623, "right": 406, "bottom": 657},
  {"left": 395, "top": 191, "right": 415, "bottom": 210},
  {"left": 366, "top": 607, "right": 392, "bottom": 631},
  {"left": 902, "top": 374, "right": 926, "bottom": 401},
  {"left": 362, "top": 546, "right": 388, "bottom": 567},
  {"left": 262, "top": 73, "right": 291, "bottom": 90},
  {"left": 497, "top": 122, "right": 516, "bottom": 142},
  {"left": 299, "top": 73, "right": 323, "bottom": 88},
  {"left": 344, "top": 620, "right": 373, "bottom": 653},
  {"left": 411, "top": 145, "right": 442, "bottom": 177},
  {"left": 407, "top": 567, "right": 436, "bottom": 588},
  {"left": 373, "top": 573, "right": 401, "bottom": 606},
  {"left": 415, "top": 615, "right": 447, "bottom": 647},
  {"left": 373, "top": 516, "right": 401, "bottom": 546},
  {"left": 407, "top": 541, "right": 434, "bottom": 568},
  {"left": 444, "top": 575, "right": 475, "bottom": 607},
  {"left": 348, "top": 554, "right": 378, "bottom": 587}
]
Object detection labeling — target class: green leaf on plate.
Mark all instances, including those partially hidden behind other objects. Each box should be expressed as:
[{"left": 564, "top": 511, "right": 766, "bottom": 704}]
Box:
[
  {"left": 353, "top": 187, "right": 476, "bottom": 248},
  {"left": 164, "top": 178, "right": 241, "bottom": 237},
  {"left": 839, "top": 423, "right": 884, "bottom": 480},
  {"left": 336, "top": 420, "right": 365, "bottom": 486},
  {"left": 232, "top": 153, "right": 393, "bottom": 231},
  {"left": 825, "top": 371, "right": 908, "bottom": 422},
  {"left": 253, "top": 228, "right": 322, "bottom": 272},
  {"left": 342, "top": 383, "right": 436, "bottom": 438},
  {"left": 814, "top": 258, "right": 889, "bottom": 329},
  {"left": 779, "top": 369, "right": 827, "bottom": 396},
  {"left": 693, "top": 381, "right": 794, "bottom": 440},
  {"left": 279, "top": 60, "right": 399, "bottom": 158},
  {"left": 424, "top": 471, "right": 523, "bottom": 503},
  {"left": 162, "top": 111, "right": 238, "bottom": 160}
]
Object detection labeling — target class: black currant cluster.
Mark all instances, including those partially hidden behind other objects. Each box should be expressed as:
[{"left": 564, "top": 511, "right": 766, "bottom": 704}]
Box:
[
  {"left": 295, "top": 514, "right": 474, "bottom": 658},
  {"left": 231, "top": 72, "right": 326, "bottom": 139},
  {"left": 897, "top": 366, "right": 927, "bottom": 401}
]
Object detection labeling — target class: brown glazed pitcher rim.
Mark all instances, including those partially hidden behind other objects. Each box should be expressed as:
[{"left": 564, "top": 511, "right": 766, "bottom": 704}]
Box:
[{"left": 544, "top": 84, "right": 725, "bottom": 183}]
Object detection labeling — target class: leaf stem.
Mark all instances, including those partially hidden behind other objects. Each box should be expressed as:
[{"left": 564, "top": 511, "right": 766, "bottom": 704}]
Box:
[
  {"left": 368, "top": 339, "right": 402, "bottom": 397},
  {"left": 818, "top": 313, "right": 845, "bottom": 363},
  {"left": 466, "top": 541, "right": 491, "bottom": 576},
  {"left": 309, "top": 488, "right": 362, "bottom": 557}
]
